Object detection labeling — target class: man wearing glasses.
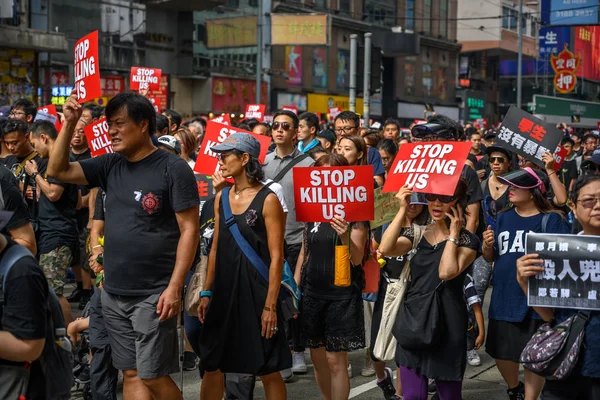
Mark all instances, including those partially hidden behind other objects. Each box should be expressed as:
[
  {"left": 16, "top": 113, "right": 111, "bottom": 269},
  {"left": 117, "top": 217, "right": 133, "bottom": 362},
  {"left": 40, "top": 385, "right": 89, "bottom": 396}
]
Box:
[
  {"left": 333, "top": 111, "right": 385, "bottom": 187},
  {"left": 9, "top": 99, "right": 37, "bottom": 126}
]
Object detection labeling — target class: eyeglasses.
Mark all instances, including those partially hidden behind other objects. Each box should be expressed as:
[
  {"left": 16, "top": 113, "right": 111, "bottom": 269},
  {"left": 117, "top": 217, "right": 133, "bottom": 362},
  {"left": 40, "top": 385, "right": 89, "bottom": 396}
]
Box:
[
  {"left": 217, "top": 152, "right": 235, "bottom": 161},
  {"left": 9, "top": 111, "right": 25, "bottom": 117},
  {"left": 577, "top": 197, "right": 600, "bottom": 209},
  {"left": 272, "top": 121, "right": 293, "bottom": 131},
  {"left": 425, "top": 193, "right": 458, "bottom": 203},
  {"left": 335, "top": 126, "right": 356, "bottom": 134},
  {"left": 489, "top": 156, "right": 506, "bottom": 164}
]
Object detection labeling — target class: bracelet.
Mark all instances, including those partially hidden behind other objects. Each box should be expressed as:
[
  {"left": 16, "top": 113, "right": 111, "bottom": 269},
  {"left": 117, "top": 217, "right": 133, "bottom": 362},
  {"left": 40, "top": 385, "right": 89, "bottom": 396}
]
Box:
[
  {"left": 547, "top": 171, "right": 556, "bottom": 177},
  {"left": 447, "top": 237, "right": 460, "bottom": 246},
  {"left": 199, "top": 290, "right": 212, "bottom": 299},
  {"left": 263, "top": 305, "right": 276, "bottom": 312},
  {"left": 92, "top": 245, "right": 103, "bottom": 249},
  {"left": 31, "top": 172, "right": 39, "bottom": 180}
]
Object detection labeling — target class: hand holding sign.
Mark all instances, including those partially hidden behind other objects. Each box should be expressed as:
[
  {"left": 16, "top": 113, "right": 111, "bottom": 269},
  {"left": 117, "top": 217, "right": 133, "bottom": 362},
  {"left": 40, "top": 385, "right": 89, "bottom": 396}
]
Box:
[
  {"left": 62, "top": 90, "right": 83, "bottom": 125},
  {"left": 395, "top": 185, "right": 413, "bottom": 209},
  {"left": 330, "top": 216, "right": 350, "bottom": 239}
]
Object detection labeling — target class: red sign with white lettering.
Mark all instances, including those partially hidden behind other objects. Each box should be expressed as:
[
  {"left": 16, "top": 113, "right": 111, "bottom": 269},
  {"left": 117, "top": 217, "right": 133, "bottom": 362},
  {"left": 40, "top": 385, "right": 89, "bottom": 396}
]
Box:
[
  {"left": 211, "top": 114, "right": 231, "bottom": 125},
  {"left": 194, "top": 121, "right": 272, "bottom": 176},
  {"left": 244, "top": 104, "right": 266, "bottom": 121},
  {"left": 74, "top": 30, "right": 101, "bottom": 103},
  {"left": 293, "top": 166, "right": 375, "bottom": 222},
  {"left": 282, "top": 105, "right": 298, "bottom": 115},
  {"left": 149, "top": 98, "right": 161, "bottom": 113},
  {"left": 130, "top": 67, "right": 162, "bottom": 91},
  {"left": 383, "top": 142, "right": 472, "bottom": 196},
  {"left": 37, "top": 104, "right": 63, "bottom": 132},
  {"left": 84, "top": 118, "right": 114, "bottom": 157},
  {"left": 553, "top": 145, "right": 568, "bottom": 172}
]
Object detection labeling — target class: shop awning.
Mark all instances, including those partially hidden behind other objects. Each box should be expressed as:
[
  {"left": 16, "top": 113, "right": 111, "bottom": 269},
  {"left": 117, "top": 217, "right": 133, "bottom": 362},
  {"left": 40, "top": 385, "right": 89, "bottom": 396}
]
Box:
[{"left": 1, "top": 25, "right": 68, "bottom": 53}]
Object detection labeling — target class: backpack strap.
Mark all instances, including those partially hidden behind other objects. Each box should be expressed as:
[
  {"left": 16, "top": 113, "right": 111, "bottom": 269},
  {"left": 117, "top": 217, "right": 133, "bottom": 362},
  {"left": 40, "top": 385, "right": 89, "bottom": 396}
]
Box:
[
  {"left": 541, "top": 213, "right": 551, "bottom": 234},
  {"left": 0, "top": 245, "right": 36, "bottom": 309},
  {"left": 272, "top": 153, "right": 310, "bottom": 183}
]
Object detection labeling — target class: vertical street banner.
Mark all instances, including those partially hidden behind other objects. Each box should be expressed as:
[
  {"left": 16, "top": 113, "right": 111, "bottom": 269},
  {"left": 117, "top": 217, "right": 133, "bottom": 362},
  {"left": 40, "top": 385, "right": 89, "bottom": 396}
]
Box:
[
  {"left": 382, "top": 142, "right": 471, "bottom": 195},
  {"left": 497, "top": 107, "right": 564, "bottom": 169},
  {"left": 74, "top": 30, "right": 101, "bottom": 103},
  {"left": 527, "top": 233, "right": 600, "bottom": 310},
  {"left": 293, "top": 166, "right": 374, "bottom": 222},
  {"left": 130, "top": 67, "right": 162, "bottom": 91},
  {"left": 370, "top": 187, "right": 400, "bottom": 229},
  {"left": 195, "top": 174, "right": 215, "bottom": 214},
  {"left": 84, "top": 118, "right": 113, "bottom": 157},
  {"left": 244, "top": 104, "right": 266, "bottom": 121},
  {"left": 194, "top": 121, "right": 272, "bottom": 176}
]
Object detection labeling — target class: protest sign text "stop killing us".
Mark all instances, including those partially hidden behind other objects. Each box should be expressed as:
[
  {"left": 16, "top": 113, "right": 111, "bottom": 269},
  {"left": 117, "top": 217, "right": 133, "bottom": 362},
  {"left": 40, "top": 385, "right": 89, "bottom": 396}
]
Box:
[{"left": 74, "top": 31, "right": 101, "bottom": 103}]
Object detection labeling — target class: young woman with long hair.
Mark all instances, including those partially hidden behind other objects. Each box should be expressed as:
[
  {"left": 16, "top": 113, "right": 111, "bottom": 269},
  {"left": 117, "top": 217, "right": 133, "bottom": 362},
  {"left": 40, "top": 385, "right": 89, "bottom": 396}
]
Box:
[
  {"left": 482, "top": 168, "right": 570, "bottom": 400},
  {"left": 377, "top": 139, "right": 399, "bottom": 176},
  {"left": 174, "top": 128, "right": 198, "bottom": 170}
]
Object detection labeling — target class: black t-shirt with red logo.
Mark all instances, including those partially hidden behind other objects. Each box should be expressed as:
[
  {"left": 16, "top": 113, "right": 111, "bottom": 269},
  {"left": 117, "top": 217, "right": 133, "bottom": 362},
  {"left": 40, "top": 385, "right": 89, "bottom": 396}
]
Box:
[{"left": 79, "top": 149, "right": 199, "bottom": 296}]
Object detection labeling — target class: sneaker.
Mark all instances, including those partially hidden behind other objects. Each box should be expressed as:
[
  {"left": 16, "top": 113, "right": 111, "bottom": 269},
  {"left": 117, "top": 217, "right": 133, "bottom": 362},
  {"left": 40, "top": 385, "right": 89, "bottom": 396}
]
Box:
[
  {"left": 427, "top": 379, "right": 437, "bottom": 394},
  {"left": 467, "top": 349, "right": 481, "bottom": 366},
  {"left": 347, "top": 363, "right": 353, "bottom": 378},
  {"left": 78, "top": 294, "right": 91, "bottom": 311},
  {"left": 281, "top": 368, "right": 294, "bottom": 382},
  {"left": 75, "top": 365, "right": 90, "bottom": 385},
  {"left": 361, "top": 349, "right": 376, "bottom": 377},
  {"left": 507, "top": 382, "right": 525, "bottom": 400},
  {"left": 431, "top": 393, "right": 440, "bottom": 400},
  {"left": 376, "top": 367, "right": 396, "bottom": 399},
  {"left": 183, "top": 351, "right": 199, "bottom": 371},
  {"left": 291, "top": 352, "right": 307, "bottom": 374},
  {"left": 66, "top": 288, "right": 82, "bottom": 303}
]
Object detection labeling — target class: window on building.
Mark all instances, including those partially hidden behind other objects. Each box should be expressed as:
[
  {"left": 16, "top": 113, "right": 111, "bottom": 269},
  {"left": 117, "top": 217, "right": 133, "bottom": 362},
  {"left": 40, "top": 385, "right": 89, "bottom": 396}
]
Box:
[
  {"left": 315, "top": 0, "right": 326, "bottom": 9},
  {"left": 226, "top": 0, "right": 239, "bottom": 7},
  {"left": 439, "top": 0, "right": 448, "bottom": 38},
  {"left": 405, "top": 0, "right": 415, "bottom": 31},
  {"left": 248, "top": 0, "right": 258, "bottom": 6},
  {"left": 339, "top": 0, "right": 351, "bottom": 13},
  {"left": 423, "top": 0, "right": 432, "bottom": 34},
  {"left": 502, "top": 6, "right": 526, "bottom": 33},
  {"left": 363, "top": 0, "right": 397, "bottom": 27}
]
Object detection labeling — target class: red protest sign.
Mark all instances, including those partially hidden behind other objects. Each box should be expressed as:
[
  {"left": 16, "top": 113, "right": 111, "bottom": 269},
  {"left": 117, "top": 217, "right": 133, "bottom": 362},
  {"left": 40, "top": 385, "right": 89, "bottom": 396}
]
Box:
[
  {"left": 130, "top": 67, "right": 162, "bottom": 91},
  {"left": 244, "top": 104, "right": 266, "bottom": 121},
  {"left": 74, "top": 30, "right": 101, "bottom": 103},
  {"left": 148, "top": 98, "right": 160, "bottom": 113},
  {"left": 211, "top": 114, "right": 231, "bottom": 125},
  {"left": 383, "top": 142, "right": 472, "bottom": 196},
  {"left": 194, "top": 121, "right": 272, "bottom": 176},
  {"left": 329, "top": 107, "right": 341, "bottom": 121},
  {"left": 553, "top": 145, "right": 568, "bottom": 172},
  {"left": 293, "top": 166, "right": 374, "bottom": 223},
  {"left": 37, "top": 104, "right": 63, "bottom": 132},
  {"left": 282, "top": 105, "right": 298, "bottom": 115},
  {"left": 597, "top": 121, "right": 600, "bottom": 131},
  {"left": 84, "top": 118, "right": 113, "bottom": 157}
]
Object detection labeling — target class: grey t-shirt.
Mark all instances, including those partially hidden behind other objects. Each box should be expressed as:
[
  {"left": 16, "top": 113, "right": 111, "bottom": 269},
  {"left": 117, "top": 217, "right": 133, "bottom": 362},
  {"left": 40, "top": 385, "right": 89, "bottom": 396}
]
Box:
[{"left": 263, "top": 147, "right": 315, "bottom": 245}]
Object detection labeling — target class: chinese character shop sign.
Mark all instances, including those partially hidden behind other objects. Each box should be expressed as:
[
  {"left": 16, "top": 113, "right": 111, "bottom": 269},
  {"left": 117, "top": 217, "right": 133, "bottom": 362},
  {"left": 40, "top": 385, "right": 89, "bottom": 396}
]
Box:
[{"left": 551, "top": 44, "right": 581, "bottom": 94}]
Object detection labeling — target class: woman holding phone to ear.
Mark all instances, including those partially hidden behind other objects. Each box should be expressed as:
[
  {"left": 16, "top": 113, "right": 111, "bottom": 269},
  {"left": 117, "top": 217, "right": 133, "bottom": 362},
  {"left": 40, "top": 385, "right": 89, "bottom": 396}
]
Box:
[{"left": 378, "top": 179, "right": 479, "bottom": 400}]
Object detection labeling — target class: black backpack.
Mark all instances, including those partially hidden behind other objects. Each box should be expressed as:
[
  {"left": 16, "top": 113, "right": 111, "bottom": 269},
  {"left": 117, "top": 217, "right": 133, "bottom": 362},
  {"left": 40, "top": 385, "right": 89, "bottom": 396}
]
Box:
[{"left": 0, "top": 244, "right": 73, "bottom": 399}]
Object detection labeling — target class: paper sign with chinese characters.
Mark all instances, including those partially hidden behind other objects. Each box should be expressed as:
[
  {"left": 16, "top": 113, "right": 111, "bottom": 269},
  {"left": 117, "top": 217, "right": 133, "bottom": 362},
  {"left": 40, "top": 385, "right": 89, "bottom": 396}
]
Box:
[
  {"left": 382, "top": 142, "right": 472, "bottom": 196},
  {"left": 194, "top": 121, "right": 272, "bottom": 176},
  {"left": 74, "top": 30, "right": 101, "bottom": 103},
  {"left": 497, "top": 107, "right": 564, "bottom": 169},
  {"left": 293, "top": 166, "right": 374, "bottom": 222},
  {"left": 551, "top": 44, "right": 581, "bottom": 94},
  {"left": 527, "top": 233, "right": 600, "bottom": 310},
  {"left": 84, "top": 118, "right": 113, "bottom": 157},
  {"left": 195, "top": 175, "right": 215, "bottom": 214}
]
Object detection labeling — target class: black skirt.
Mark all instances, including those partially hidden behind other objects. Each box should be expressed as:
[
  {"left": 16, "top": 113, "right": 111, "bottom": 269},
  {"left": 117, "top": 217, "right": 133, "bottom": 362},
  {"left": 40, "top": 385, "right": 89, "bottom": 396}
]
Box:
[{"left": 486, "top": 317, "right": 544, "bottom": 363}]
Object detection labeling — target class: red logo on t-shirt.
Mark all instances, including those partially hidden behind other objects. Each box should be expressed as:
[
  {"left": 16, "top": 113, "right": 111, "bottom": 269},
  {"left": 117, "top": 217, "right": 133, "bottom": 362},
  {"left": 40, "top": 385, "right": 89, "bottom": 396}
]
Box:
[{"left": 141, "top": 192, "right": 160, "bottom": 214}]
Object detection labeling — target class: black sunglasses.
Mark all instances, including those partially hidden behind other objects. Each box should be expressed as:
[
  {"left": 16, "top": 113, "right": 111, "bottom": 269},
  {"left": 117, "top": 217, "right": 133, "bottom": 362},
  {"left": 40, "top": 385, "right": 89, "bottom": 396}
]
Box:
[
  {"left": 489, "top": 156, "right": 506, "bottom": 164},
  {"left": 272, "top": 121, "right": 293, "bottom": 131},
  {"left": 425, "top": 193, "right": 458, "bottom": 203},
  {"left": 411, "top": 123, "right": 455, "bottom": 140}
]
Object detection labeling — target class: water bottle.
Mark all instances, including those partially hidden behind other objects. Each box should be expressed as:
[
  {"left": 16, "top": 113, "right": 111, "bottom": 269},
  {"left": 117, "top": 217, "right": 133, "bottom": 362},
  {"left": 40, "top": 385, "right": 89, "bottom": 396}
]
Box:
[
  {"left": 55, "top": 328, "right": 72, "bottom": 352},
  {"left": 568, "top": 211, "right": 574, "bottom": 226}
]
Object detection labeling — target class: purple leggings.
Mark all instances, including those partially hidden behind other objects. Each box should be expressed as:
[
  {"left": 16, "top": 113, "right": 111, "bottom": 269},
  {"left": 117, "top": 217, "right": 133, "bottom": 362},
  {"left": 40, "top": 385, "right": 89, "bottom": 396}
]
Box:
[{"left": 400, "top": 366, "right": 462, "bottom": 400}]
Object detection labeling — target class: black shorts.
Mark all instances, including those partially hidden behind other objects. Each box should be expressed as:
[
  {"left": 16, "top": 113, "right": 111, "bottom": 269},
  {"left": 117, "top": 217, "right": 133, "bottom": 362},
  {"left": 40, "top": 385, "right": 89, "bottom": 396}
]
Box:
[
  {"left": 486, "top": 317, "right": 543, "bottom": 362},
  {"left": 543, "top": 375, "right": 600, "bottom": 400},
  {"left": 300, "top": 294, "right": 365, "bottom": 353}
]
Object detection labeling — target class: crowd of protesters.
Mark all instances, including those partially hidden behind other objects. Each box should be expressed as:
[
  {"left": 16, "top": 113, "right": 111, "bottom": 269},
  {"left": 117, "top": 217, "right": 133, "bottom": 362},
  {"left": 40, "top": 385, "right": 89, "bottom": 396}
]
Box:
[{"left": 0, "top": 91, "right": 599, "bottom": 400}]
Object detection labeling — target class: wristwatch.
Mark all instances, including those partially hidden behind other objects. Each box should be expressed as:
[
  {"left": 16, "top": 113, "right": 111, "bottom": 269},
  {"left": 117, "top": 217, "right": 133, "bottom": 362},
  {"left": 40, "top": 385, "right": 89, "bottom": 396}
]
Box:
[
  {"left": 31, "top": 172, "right": 39, "bottom": 180},
  {"left": 447, "top": 237, "right": 460, "bottom": 246}
]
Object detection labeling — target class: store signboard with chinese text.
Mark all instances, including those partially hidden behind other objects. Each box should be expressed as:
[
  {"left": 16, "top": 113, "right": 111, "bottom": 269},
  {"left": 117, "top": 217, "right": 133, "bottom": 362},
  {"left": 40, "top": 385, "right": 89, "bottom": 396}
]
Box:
[
  {"left": 205, "top": 16, "right": 257, "bottom": 49},
  {"left": 271, "top": 14, "right": 329, "bottom": 45},
  {"left": 551, "top": 44, "right": 581, "bottom": 94}
]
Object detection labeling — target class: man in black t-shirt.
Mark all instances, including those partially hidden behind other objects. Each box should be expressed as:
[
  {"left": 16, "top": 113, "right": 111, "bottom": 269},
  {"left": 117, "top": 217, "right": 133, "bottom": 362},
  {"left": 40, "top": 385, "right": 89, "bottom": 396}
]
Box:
[
  {"left": 0, "top": 166, "right": 36, "bottom": 254},
  {"left": 47, "top": 91, "right": 199, "bottom": 400},
  {"left": 26, "top": 120, "right": 79, "bottom": 327},
  {"left": 0, "top": 232, "right": 49, "bottom": 400},
  {"left": 560, "top": 137, "right": 579, "bottom": 193}
]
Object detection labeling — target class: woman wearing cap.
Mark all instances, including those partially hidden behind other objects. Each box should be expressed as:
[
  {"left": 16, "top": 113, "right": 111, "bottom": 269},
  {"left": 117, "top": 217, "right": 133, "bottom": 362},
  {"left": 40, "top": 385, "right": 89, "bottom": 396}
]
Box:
[
  {"left": 370, "top": 192, "right": 429, "bottom": 399},
  {"left": 379, "top": 180, "right": 480, "bottom": 400},
  {"left": 517, "top": 175, "right": 600, "bottom": 399},
  {"left": 482, "top": 168, "right": 570, "bottom": 400},
  {"left": 518, "top": 152, "right": 569, "bottom": 208},
  {"left": 481, "top": 146, "right": 513, "bottom": 213},
  {"left": 294, "top": 153, "right": 369, "bottom": 400},
  {"left": 197, "top": 133, "right": 290, "bottom": 400}
]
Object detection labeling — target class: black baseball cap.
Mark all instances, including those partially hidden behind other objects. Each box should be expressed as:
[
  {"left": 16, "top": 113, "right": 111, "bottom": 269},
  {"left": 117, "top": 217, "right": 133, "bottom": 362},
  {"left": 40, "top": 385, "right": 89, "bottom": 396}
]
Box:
[
  {"left": 485, "top": 145, "right": 512, "bottom": 160},
  {"left": 411, "top": 123, "right": 456, "bottom": 140},
  {"left": 317, "top": 129, "right": 337, "bottom": 146}
]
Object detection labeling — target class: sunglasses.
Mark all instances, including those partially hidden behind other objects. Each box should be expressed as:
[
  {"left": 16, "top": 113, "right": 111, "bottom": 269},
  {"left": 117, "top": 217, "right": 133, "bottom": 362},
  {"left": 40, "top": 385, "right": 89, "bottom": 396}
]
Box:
[
  {"left": 272, "top": 121, "right": 293, "bottom": 131},
  {"left": 411, "top": 123, "right": 455, "bottom": 140},
  {"left": 578, "top": 197, "right": 600, "bottom": 209},
  {"left": 425, "top": 193, "right": 458, "bottom": 203},
  {"left": 489, "top": 156, "right": 506, "bottom": 164}
]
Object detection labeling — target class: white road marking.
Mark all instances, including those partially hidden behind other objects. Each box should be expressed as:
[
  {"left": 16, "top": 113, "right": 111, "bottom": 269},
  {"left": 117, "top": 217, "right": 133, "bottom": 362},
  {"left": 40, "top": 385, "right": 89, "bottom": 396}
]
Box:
[{"left": 348, "top": 371, "right": 397, "bottom": 398}]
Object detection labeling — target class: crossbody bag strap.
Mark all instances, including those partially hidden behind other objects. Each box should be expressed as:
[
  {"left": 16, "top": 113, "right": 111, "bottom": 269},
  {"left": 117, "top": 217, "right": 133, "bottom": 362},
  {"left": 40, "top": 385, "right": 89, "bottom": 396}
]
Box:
[
  {"left": 272, "top": 153, "right": 310, "bottom": 183},
  {"left": 221, "top": 187, "right": 270, "bottom": 283}
]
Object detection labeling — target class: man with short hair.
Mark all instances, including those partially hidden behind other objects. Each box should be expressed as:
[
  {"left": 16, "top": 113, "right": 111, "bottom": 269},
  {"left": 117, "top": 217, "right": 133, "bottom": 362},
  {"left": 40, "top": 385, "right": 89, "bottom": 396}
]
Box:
[
  {"left": 582, "top": 133, "right": 598, "bottom": 154},
  {"left": 297, "top": 112, "right": 320, "bottom": 153},
  {"left": 162, "top": 109, "right": 182, "bottom": 133},
  {"left": 316, "top": 129, "right": 336, "bottom": 153},
  {"left": 467, "top": 128, "right": 483, "bottom": 156},
  {"left": 252, "top": 122, "right": 271, "bottom": 137},
  {"left": 334, "top": 111, "right": 385, "bottom": 186},
  {"left": 156, "top": 114, "right": 170, "bottom": 137},
  {"left": 263, "top": 109, "right": 315, "bottom": 378},
  {"left": 9, "top": 99, "right": 37, "bottom": 125},
  {"left": 560, "top": 137, "right": 579, "bottom": 192},
  {"left": 82, "top": 104, "right": 100, "bottom": 124},
  {"left": 25, "top": 120, "right": 79, "bottom": 327},
  {"left": 571, "top": 131, "right": 583, "bottom": 156},
  {"left": 382, "top": 119, "right": 400, "bottom": 142},
  {"left": 47, "top": 91, "right": 199, "bottom": 400}
]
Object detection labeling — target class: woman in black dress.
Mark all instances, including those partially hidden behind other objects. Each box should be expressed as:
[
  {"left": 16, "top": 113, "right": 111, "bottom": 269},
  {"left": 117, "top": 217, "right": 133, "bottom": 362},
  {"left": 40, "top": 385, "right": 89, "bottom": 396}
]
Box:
[
  {"left": 197, "top": 133, "right": 290, "bottom": 400},
  {"left": 379, "top": 180, "right": 480, "bottom": 400}
]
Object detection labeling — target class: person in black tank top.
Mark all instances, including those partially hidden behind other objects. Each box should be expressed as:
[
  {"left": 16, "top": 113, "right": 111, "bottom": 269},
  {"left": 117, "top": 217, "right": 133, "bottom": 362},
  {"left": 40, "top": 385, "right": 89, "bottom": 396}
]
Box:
[
  {"left": 295, "top": 154, "right": 369, "bottom": 400},
  {"left": 198, "top": 133, "right": 290, "bottom": 400}
]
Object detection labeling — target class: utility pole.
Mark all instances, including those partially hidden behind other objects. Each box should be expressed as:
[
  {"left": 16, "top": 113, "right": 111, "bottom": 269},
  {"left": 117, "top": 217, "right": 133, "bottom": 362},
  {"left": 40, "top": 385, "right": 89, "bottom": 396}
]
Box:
[
  {"left": 256, "top": 0, "right": 263, "bottom": 104},
  {"left": 363, "top": 32, "right": 372, "bottom": 126},
  {"left": 349, "top": 34, "right": 357, "bottom": 112},
  {"left": 517, "top": 0, "right": 523, "bottom": 109}
]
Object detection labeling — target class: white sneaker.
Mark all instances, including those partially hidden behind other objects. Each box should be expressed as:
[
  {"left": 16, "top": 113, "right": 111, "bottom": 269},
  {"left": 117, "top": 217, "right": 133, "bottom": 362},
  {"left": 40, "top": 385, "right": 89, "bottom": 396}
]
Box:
[
  {"left": 467, "top": 349, "right": 481, "bottom": 366},
  {"left": 361, "top": 348, "right": 376, "bottom": 377},
  {"left": 347, "top": 363, "right": 353, "bottom": 378},
  {"left": 280, "top": 368, "right": 294, "bottom": 382},
  {"left": 291, "top": 352, "right": 307, "bottom": 374}
]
